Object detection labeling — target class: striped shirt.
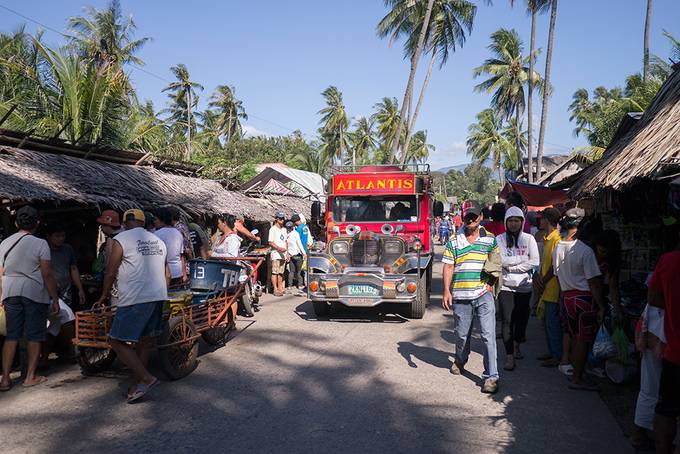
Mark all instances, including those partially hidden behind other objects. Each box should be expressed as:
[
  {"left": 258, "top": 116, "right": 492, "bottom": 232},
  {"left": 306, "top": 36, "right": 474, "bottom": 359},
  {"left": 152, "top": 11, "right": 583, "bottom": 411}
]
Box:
[{"left": 442, "top": 227, "right": 498, "bottom": 300}]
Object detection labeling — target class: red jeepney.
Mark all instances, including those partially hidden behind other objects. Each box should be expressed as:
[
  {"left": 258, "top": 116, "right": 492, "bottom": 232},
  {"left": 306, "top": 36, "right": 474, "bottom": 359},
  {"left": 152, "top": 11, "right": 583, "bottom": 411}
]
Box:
[{"left": 308, "top": 164, "right": 443, "bottom": 319}]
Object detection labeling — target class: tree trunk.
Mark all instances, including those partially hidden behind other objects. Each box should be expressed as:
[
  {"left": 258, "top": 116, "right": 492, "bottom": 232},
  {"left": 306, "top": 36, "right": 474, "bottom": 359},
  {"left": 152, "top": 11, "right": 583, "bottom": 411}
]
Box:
[
  {"left": 498, "top": 163, "right": 504, "bottom": 188},
  {"left": 186, "top": 89, "right": 192, "bottom": 160},
  {"left": 403, "top": 49, "right": 437, "bottom": 158},
  {"left": 643, "top": 0, "right": 652, "bottom": 83},
  {"left": 515, "top": 105, "right": 522, "bottom": 175},
  {"left": 527, "top": 10, "right": 536, "bottom": 183},
  {"left": 536, "top": 0, "right": 558, "bottom": 185},
  {"left": 394, "top": 0, "right": 436, "bottom": 166}
]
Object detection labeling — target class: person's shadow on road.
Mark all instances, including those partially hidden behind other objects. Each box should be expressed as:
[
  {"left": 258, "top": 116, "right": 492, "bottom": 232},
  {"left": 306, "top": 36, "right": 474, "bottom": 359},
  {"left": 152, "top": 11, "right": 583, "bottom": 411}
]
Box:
[{"left": 396, "top": 341, "right": 481, "bottom": 385}]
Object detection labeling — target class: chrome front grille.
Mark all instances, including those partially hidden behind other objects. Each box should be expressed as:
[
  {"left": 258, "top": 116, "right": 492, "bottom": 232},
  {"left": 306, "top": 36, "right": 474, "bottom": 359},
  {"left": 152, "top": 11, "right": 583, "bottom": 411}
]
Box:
[{"left": 351, "top": 238, "right": 380, "bottom": 266}]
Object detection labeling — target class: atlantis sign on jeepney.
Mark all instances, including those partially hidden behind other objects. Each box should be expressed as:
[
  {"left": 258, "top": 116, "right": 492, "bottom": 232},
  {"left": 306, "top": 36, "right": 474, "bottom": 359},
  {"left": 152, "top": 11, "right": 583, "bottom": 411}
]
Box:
[{"left": 332, "top": 173, "right": 416, "bottom": 195}]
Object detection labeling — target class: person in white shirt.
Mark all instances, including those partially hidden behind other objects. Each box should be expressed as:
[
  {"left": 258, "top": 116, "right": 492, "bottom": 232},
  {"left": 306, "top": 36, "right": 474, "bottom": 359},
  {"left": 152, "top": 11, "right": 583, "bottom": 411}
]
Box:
[
  {"left": 496, "top": 206, "right": 540, "bottom": 371},
  {"left": 211, "top": 214, "right": 242, "bottom": 258},
  {"left": 552, "top": 208, "right": 604, "bottom": 391},
  {"left": 153, "top": 207, "right": 187, "bottom": 287},
  {"left": 268, "top": 212, "right": 288, "bottom": 296},
  {"left": 286, "top": 221, "right": 306, "bottom": 295},
  {"left": 95, "top": 209, "right": 169, "bottom": 403}
]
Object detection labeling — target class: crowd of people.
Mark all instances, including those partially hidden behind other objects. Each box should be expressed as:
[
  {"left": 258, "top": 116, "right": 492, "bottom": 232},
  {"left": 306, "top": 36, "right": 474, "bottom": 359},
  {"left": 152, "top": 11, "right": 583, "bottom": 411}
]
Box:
[
  {"left": 440, "top": 193, "right": 679, "bottom": 452},
  {"left": 0, "top": 204, "right": 313, "bottom": 403}
]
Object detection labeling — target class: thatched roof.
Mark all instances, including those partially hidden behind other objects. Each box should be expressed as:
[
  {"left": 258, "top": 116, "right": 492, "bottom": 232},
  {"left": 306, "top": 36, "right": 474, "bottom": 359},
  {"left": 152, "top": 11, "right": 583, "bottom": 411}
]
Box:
[
  {"left": 570, "top": 67, "right": 680, "bottom": 197},
  {"left": 0, "top": 145, "right": 310, "bottom": 221}
]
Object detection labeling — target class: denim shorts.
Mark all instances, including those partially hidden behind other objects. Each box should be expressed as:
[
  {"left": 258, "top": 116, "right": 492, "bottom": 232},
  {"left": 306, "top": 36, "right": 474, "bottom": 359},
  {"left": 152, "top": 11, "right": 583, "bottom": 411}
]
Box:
[
  {"left": 3, "top": 296, "right": 49, "bottom": 342},
  {"left": 109, "top": 301, "right": 164, "bottom": 343}
]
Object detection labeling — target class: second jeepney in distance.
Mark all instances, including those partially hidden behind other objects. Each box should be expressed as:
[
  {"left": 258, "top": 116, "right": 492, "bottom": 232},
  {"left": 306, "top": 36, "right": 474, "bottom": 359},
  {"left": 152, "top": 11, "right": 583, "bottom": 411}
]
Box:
[{"left": 307, "top": 164, "right": 444, "bottom": 319}]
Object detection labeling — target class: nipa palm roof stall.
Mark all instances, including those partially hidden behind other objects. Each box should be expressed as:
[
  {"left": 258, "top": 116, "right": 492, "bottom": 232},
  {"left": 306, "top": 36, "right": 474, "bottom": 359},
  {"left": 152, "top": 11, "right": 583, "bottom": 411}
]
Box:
[
  {"left": 242, "top": 164, "right": 326, "bottom": 201},
  {"left": 0, "top": 145, "right": 310, "bottom": 221},
  {"left": 570, "top": 66, "right": 680, "bottom": 198}
]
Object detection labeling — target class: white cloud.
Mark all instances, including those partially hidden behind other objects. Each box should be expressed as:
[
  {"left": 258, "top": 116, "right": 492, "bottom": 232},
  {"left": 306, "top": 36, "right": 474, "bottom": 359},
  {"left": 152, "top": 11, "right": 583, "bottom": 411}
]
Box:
[
  {"left": 427, "top": 141, "right": 469, "bottom": 171},
  {"left": 242, "top": 124, "right": 270, "bottom": 137}
]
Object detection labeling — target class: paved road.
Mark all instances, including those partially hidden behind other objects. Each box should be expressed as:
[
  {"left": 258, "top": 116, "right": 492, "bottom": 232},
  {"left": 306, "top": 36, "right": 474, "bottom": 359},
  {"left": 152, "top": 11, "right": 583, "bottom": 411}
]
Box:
[{"left": 0, "top": 249, "right": 632, "bottom": 454}]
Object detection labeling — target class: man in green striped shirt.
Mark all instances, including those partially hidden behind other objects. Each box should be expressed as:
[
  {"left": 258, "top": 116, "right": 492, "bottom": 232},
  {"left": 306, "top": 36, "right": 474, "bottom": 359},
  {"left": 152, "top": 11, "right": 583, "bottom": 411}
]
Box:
[{"left": 442, "top": 201, "right": 501, "bottom": 394}]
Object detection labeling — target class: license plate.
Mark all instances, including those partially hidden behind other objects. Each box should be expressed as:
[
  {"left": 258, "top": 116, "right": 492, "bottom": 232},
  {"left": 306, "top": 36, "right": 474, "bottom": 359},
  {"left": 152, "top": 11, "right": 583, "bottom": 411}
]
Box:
[
  {"left": 346, "top": 298, "right": 374, "bottom": 306},
  {"left": 346, "top": 284, "right": 380, "bottom": 296}
]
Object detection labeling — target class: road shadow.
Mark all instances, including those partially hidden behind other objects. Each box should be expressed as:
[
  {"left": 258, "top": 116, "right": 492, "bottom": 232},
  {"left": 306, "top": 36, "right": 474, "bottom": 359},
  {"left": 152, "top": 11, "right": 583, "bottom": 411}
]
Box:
[{"left": 294, "top": 300, "right": 408, "bottom": 324}]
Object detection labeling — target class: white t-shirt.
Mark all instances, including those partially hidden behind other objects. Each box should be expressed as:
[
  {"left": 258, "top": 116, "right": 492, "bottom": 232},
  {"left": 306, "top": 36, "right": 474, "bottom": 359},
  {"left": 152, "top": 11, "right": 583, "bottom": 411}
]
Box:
[
  {"left": 268, "top": 224, "right": 288, "bottom": 260},
  {"left": 287, "top": 229, "right": 305, "bottom": 257},
  {"left": 154, "top": 227, "right": 184, "bottom": 278},
  {"left": 114, "top": 227, "right": 168, "bottom": 307},
  {"left": 212, "top": 233, "right": 242, "bottom": 258},
  {"left": 552, "top": 239, "right": 602, "bottom": 292},
  {"left": 0, "top": 233, "right": 51, "bottom": 304},
  {"left": 497, "top": 231, "right": 540, "bottom": 293}
]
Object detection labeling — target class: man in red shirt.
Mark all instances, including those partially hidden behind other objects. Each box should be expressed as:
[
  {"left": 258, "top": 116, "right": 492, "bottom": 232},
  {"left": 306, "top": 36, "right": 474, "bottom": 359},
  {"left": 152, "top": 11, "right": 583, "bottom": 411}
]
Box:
[{"left": 650, "top": 230, "right": 680, "bottom": 454}]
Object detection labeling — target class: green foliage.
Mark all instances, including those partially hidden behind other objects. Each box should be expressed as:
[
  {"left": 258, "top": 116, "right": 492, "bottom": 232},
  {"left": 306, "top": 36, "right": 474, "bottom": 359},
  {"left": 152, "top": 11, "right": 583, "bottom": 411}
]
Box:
[
  {"left": 466, "top": 108, "right": 515, "bottom": 182},
  {"left": 435, "top": 163, "right": 500, "bottom": 206}
]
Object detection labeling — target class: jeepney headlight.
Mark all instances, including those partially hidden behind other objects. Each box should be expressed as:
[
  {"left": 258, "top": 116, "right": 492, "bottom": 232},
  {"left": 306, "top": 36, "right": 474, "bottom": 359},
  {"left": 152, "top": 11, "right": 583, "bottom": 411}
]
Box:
[
  {"left": 384, "top": 240, "right": 402, "bottom": 255},
  {"left": 332, "top": 241, "right": 349, "bottom": 255},
  {"left": 320, "top": 281, "right": 326, "bottom": 292},
  {"left": 412, "top": 240, "right": 423, "bottom": 252},
  {"left": 396, "top": 282, "right": 406, "bottom": 293}
]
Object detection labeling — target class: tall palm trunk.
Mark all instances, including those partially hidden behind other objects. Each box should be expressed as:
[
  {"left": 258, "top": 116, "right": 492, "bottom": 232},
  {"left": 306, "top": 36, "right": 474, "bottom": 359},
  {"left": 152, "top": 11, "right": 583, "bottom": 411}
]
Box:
[
  {"left": 527, "top": 9, "right": 537, "bottom": 183},
  {"left": 515, "top": 104, "right": 522, "bottom": 174},
  {"left": 536, "top": 0, "right": 558, "bottom": 184},
  {"left": 186, "top": 89, "right": 192, "bottom": 160},
  {"left": 643, "top": 0, "right": 652, "bottom": 83},
  {"left": 403, "top": 49, "right": 437, "bottom": 158},
  {"left": 394, "top": 0, "right": 436, "bottom": 166}
]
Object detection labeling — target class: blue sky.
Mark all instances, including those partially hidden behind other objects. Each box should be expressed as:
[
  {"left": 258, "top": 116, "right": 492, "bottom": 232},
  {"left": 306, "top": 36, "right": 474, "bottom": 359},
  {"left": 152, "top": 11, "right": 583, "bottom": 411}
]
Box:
[{"left": 1, "top": 1, "right": 679, "bottom": 169}]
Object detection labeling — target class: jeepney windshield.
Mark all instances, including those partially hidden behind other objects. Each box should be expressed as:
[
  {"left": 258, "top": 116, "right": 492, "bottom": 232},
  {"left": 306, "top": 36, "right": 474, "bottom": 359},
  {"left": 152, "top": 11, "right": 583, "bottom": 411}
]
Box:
[{"left": 332, "top": 196, "right": 419, "bottom": 223}]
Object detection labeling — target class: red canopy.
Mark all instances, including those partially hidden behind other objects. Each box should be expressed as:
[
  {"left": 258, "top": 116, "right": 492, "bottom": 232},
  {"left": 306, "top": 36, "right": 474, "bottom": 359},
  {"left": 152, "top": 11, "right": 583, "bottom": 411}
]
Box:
[{"left": 499, "top": 181, "right": 569, "bottom": 208}]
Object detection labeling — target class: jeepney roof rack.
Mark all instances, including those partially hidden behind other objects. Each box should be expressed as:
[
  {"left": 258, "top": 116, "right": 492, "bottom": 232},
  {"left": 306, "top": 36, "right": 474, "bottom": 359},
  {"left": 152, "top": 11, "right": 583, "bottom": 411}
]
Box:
[{"left": 331, "top": 163, "right": 430, "bottom": 175}]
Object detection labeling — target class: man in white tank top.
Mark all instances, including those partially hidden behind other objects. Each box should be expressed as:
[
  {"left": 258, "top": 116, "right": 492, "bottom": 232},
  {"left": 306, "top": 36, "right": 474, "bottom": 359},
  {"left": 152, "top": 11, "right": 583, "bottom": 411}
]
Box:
[{"left": 95, "top": 209, "right": 169, "bottom": 403}]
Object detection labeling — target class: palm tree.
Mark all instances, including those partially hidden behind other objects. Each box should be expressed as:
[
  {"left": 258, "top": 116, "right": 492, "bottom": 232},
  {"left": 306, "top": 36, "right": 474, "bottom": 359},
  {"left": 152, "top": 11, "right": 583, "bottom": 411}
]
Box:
[
  {"left": 407, "top": 130, "right": 435, "bottom": 163},
  {"left": 377, "top": 0, "right": 436, "bottom": 163},
  {"left": 536, "top": 0, "right": 558, "bottom": 186},
  {"left": 466, "top": 108, "right": 514, "bottom": 185},
  {"left": 371, "top": 97, "right": 403, "bottom": 163},
  {"left": 501, "top": 116, "right": 527, "bottom": 172},
  {"left": 126, "top": 100, "right": 169, "bottom": 153},
  {"left": 208, "top": 85, "right": 247, "bottom": 143},
  {"left": 162, "top": 63, "right": 204, "bottom": 159},
  {"left": 317, "top": 86, "right": 349, "bottom": 165},
  {"left": 473, "top": 28, "right": 541, "bottom": 177},
  {"left": 643, "top": 0, "right": 652, "bottom": 83},
  {"left": 378, "top": 0, "right": 477, "bottom": 164},
  {"left": 67, "top": 0, "right": 150, "bottom": 68},
  {"left": 509, "top": 0, "right": 550, "bottom": 182},
  {"left": 349, "top": 117, "right": 377, "bottom": 165}
]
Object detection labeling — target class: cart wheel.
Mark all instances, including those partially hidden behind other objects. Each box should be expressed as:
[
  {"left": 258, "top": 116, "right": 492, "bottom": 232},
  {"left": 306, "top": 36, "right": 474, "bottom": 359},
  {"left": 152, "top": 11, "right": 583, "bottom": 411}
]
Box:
[
  {"left": 77, "top": 347, "right": 117, "bottom": 375},
  {"left": 201, "top": 310, "right": 236, "bottom": 346},
  {"left": 159, "top": 316, "right": 199, "bottom": 380}
]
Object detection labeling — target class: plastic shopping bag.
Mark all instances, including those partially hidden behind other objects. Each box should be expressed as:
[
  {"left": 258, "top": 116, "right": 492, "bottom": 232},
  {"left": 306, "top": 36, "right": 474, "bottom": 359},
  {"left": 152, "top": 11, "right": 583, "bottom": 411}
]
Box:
[{"left": 592, "top": 326, "right": 617, "bottom": 360}]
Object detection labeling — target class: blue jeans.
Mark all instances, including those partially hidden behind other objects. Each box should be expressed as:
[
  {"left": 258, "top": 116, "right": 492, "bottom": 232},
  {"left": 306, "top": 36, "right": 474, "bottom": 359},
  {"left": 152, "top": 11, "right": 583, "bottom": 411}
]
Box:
[
  {"left": 544, "top": 301, "right": 562, "bottom": 360},
  {"left": 452, "top": 292, "right": 499, "bottom": 379}
]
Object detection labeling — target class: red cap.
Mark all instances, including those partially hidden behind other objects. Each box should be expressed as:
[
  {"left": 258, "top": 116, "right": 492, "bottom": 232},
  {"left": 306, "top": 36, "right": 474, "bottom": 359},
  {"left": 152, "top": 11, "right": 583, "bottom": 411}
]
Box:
[{"left": 96, "top": 210, "right": 121, "bottom": 227}]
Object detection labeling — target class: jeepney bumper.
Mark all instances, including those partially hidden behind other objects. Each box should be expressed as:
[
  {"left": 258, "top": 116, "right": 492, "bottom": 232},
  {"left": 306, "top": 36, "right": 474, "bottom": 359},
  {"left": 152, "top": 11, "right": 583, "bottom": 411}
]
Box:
[{"left": 307, "top": 273, "right": 419, "bottom": 307}]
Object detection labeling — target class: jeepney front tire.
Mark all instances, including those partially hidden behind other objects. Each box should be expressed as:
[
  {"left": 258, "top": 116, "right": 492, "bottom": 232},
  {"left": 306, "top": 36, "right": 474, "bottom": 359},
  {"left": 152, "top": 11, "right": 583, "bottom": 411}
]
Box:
[
  {"left": 312, "top": 300, "right": 331, "bottom": 318},
  {"left": 406, "top": 274, "right": 427, "bottom": 319},
  {"left": 77, "top": 347, "right": 117, "bottom": 375},
  {"left": 159, "top": 316, "right": 199, "bottom": 380}
]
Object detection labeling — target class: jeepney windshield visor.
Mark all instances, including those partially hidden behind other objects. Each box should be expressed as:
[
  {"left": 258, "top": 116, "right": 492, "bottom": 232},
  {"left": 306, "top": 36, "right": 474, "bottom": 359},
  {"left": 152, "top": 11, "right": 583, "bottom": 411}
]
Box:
[{"left": 332, "top": 195, "right": 419, "bottom": 223}]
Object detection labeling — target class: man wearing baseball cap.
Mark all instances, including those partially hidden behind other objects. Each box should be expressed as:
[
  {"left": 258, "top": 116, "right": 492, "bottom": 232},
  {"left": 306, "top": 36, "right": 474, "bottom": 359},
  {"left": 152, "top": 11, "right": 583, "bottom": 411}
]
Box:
[
  {"left": 552, "top": 207, "right": 604, "bottom": 391},
  {"left": 268, "top": 212, "right": 288, "bottom": 296},
  {"left": 95, "top": 208, "right": 169, "bottom": 403},
  {"left": 442, "top": 200, "right": 502, "bottom": 393}
]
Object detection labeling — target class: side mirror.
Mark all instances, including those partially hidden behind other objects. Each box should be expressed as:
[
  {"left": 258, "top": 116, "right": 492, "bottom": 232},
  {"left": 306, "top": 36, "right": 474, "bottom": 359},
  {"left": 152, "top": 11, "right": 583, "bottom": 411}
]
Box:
[
  {"left": 433, "top": 201, "right": 444, "bottom": 218},
  {"left": 311, "top": 201, "right": 321, "bottom": 222}
]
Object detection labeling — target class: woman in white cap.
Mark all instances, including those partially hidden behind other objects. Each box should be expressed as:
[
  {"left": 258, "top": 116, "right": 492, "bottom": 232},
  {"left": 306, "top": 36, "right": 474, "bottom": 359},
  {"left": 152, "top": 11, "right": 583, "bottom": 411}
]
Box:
[{"left": 497, "top": 206, "right": 540, "bottom": 371}]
